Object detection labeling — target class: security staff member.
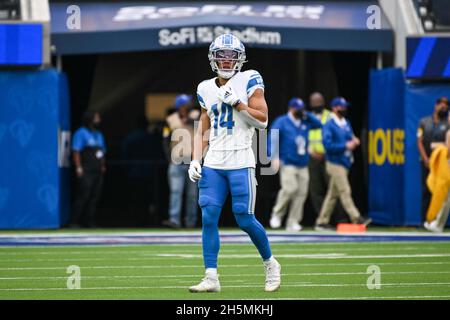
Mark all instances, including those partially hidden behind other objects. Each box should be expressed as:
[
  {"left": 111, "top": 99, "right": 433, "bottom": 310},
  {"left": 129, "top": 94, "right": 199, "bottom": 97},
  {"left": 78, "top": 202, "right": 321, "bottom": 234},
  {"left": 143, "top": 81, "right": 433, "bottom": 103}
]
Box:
[
  {"left": 315, "top": 97, "right": 371, "bottom": 231},
  {"left": 70, "top": 111, "right": 106, "bottom": 228},
  {"left": 417, "top": 97, "right": 450, "bottom": 223},
  {"left": 307, "top": 92, "right": 332, "bottom": 217},
  {"left": 269, "top": 98, "right": 322, "bottom": 231}
]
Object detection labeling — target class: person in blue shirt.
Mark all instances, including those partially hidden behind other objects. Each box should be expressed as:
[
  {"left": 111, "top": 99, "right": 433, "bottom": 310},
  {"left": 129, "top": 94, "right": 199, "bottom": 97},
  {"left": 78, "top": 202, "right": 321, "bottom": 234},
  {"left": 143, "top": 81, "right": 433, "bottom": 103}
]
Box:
[
  {"left": 269, "top": 98, "right": 322, "bottom": 231},
  {"left": 70, "top": 111, "right": 107, "bottom": 228},
  {"left": 314, "top": 97, "right": 371, "bottom": 231}
]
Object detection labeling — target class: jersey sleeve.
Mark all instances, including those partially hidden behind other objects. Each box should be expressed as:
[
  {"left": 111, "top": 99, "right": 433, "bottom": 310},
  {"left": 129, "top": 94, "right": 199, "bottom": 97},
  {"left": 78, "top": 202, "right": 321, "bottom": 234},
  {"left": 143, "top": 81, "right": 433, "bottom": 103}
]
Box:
[
  {"left": 71, "top": 129, "right": 85, "bottom": 152},
  {"left": 197, "top": 83, "right": 207, "bottom": 110},
  {"left": 246, "top": 70, "right": 265, "bottom": 98}
]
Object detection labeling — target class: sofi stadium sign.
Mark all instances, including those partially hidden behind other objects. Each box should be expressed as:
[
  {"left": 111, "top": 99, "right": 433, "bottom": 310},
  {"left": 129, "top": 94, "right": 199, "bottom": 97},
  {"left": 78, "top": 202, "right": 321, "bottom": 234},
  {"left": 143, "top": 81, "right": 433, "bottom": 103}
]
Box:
[
  {"left": 113, "top": 5, "right": 324, "bottom": 21},
  {"left": 159, "top": 26, "right": 281, "bottom": 46}
]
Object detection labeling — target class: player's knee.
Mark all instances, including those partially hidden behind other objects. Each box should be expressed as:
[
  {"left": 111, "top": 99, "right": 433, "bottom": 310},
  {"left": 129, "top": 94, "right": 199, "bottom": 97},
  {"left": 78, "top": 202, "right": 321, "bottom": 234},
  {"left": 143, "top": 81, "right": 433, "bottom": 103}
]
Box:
[
  {"left": 201, "top": 205, "right": 221, "bottom": 228},
  {"left": 232, "top": 202, "right": 248, "bottom": 214},
  {"left": 198, "top": 194, "right": 216, "bottom": 208},
  {"left": 235, "top": 214, "right": 256, "bottom": 231},
  {"left": 202, "top": 214, "right": 216, "bottom": 229}
]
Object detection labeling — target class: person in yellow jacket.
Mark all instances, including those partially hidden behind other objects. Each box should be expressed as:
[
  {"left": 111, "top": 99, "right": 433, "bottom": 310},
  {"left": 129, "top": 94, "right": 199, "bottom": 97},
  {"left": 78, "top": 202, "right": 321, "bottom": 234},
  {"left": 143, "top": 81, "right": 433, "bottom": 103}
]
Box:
[
  {"left": 424, "top": 129, "right": 450, "bottom": 233},
  {"left": 307, "top": 92, "right": 332, "bottom": 221}
]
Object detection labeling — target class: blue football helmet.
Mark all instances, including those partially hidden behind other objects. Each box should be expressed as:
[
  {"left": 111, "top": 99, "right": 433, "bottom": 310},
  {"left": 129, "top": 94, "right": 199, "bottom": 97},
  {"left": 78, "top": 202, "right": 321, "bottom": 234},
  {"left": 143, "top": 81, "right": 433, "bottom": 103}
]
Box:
[{"left": 208, "top": 34, "right": 246, "bottom": 79}]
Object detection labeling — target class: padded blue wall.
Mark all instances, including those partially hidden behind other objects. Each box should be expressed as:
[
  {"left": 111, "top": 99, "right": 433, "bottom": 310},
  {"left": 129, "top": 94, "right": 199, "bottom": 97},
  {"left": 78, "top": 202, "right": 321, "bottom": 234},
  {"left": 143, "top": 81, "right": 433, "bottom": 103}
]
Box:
[
  {"left": 0, "top": 69, "right": 70, "bottom": 229},
  {"left": 369, "top": 68, "right": 450, "bottom": 225}
]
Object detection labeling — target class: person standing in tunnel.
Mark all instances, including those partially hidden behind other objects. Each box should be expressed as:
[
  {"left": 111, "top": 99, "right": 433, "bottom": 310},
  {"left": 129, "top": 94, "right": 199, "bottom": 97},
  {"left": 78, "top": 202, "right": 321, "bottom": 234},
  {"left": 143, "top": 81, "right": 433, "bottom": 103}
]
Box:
[
  {"left": 70, "top": 111, "right": 106, "bottom": 228},
  {"left": 307, "top": 92, "right": 332, "bottom": 219},
  {"left": 162, "top": 94, "right": 199, "bottom": 229}
]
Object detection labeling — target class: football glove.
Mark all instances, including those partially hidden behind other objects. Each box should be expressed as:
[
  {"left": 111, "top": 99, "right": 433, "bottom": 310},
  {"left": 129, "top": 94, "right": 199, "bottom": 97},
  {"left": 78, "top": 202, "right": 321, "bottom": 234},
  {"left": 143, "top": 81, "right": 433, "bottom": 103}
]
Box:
[
  {"left": 188, "top": 160, "right": 202, "bottom": 182},
  {"left": 217, "top": 85, "right": 240, "bottom": 107}
]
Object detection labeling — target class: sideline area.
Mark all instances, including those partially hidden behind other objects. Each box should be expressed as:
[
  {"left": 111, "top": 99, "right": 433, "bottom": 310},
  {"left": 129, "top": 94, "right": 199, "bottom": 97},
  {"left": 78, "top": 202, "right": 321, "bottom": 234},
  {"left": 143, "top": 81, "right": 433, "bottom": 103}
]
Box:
[{"left": 0, "top": 229, "right": 449, "bottom": 246}]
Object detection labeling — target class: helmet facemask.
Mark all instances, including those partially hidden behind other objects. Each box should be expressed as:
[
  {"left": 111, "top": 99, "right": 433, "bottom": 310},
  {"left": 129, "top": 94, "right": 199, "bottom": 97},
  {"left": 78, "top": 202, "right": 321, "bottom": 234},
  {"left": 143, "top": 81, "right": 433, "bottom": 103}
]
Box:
[{"left": 208, "top": 49, "right": 246, "bottom": 79}]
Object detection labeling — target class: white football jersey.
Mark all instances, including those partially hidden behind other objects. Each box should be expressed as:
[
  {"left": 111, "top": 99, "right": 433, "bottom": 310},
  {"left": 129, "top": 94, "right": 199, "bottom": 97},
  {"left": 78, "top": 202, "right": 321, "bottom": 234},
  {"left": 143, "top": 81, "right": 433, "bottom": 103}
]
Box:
[{"left": 197, "top": 69, "right": 265, "bottom": 170}]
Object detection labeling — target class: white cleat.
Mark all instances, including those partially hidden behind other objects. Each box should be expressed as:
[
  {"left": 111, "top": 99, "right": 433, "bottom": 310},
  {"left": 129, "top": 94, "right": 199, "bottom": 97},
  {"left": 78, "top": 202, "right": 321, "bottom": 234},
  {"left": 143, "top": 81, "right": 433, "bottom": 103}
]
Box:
[
  {"left": 286, "top": 223, "right": 302, "bottom": 232},
  {"left": 264, "top": 259, "right": 281, "bottom": 292},
  {"left": 189, "top": 276, "right": 221, "bottom": 293},
  {"left": 424, "top": 220, "right": 443, "bottom": 233},
  {"left": 270, "top": 215, "right": 282, "bottom": 229}
]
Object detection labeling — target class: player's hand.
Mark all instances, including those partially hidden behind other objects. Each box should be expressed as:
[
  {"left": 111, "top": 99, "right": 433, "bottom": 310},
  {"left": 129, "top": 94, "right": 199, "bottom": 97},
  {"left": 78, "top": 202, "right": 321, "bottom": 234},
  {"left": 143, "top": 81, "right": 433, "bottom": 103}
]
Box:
[
  {"left": 188, "top": 160, "right": 202, "bottom": 182},
  {"left": 353, "top": 137, "right": 361, "bottom": 146},
  {"left": 217, "top": 85, "right": 240, "bottom": 107}
]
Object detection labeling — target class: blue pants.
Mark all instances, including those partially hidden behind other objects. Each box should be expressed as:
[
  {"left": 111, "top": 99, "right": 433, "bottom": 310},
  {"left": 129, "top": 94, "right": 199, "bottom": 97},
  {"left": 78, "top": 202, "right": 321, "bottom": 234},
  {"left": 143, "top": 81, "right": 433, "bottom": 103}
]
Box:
[
  {"left": 198, "top": 167, "right": 272, "bottom": 269},
  {"left": 168, "top": 164, "right": 198, "bottom": 227}
]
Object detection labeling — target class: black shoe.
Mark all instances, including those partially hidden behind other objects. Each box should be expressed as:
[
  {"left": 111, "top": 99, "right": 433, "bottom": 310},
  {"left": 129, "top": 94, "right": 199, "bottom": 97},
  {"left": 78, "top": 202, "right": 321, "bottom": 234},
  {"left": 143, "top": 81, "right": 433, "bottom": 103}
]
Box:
[
  {"left": 314, "top": 224, "right": 335, "bottom": 232},
  {"left": 162, "top": 220, "right": 180, "bottom": 229},
  {"left": 355, "top": 217, "right": 372, "bottom": 226}
]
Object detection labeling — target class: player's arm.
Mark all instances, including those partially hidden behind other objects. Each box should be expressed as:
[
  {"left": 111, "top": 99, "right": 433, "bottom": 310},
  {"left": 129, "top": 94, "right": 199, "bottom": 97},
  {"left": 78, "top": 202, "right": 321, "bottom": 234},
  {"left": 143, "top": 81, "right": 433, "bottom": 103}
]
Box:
[
  {"left": 189, "top": 109, "right": 210, "bottom": 182},
  {"left": 235, "top": 88, "right": 268, "bottom": 128},
  {"left": 193, "top": 109, "right": 210, "bottom": 162}
]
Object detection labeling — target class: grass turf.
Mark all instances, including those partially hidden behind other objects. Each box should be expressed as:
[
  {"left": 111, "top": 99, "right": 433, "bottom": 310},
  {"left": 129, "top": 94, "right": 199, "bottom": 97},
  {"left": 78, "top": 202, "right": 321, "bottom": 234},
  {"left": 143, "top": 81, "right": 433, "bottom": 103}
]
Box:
[{"left": 1, "top": 241, "right": 450, "bottom": 300}]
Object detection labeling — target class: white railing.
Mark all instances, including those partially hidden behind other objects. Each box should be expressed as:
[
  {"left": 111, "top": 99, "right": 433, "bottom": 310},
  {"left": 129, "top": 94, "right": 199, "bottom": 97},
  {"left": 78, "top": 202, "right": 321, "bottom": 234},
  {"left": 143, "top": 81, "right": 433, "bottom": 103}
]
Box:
[{"left": 379, "top": 0, "right": 424, "bottom": 68}]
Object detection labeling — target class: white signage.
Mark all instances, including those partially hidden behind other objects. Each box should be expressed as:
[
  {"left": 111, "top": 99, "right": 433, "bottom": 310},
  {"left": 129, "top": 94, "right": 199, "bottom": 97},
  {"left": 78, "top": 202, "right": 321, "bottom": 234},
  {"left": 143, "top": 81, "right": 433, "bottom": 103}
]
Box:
[
  {"left": 114, "top": 5, "right": 324, "bottom": 21},
  {"left": 159, "top": 26, "right": 282, "bottom": 47}
]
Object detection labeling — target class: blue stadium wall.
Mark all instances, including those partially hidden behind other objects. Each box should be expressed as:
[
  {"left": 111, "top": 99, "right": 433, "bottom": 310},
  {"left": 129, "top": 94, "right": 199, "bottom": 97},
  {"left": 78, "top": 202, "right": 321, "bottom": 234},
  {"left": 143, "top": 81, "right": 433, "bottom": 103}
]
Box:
[
  {"left": 0, "top": 69, "right": 70, "bottom": 229},
  {"left": 368, "top": 68, "right": 450, "bottom": 226}
]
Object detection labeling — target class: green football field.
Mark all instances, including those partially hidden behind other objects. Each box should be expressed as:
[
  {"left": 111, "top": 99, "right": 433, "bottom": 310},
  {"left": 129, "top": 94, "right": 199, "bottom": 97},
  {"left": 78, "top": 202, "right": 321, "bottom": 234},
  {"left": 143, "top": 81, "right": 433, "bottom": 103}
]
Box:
[{"left": 1, "top": 233, "right": 450, "bottom": 300}]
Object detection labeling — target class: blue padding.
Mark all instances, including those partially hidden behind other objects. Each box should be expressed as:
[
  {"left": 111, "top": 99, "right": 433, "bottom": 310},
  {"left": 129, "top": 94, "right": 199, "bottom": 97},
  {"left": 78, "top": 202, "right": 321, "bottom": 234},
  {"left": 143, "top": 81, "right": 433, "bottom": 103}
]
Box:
[
  {"left": 0, "top": 69, "right": 70, "bottom": 229},
  {"left": 368, "top": 68, "right": 450, "bottom": 226},
  {"left": 368, "top": 68, "right": 405, "bottom": 225}
]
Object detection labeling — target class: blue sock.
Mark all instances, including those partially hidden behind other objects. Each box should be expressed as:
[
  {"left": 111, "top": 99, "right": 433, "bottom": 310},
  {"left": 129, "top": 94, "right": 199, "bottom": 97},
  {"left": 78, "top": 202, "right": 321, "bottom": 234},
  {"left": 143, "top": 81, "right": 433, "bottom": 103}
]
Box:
[
  {"left": 201, "top": 205, "right": 222, "bottom": 269},
  {"left": 235, "top": 214, "right": 272, "bottom": 260}
]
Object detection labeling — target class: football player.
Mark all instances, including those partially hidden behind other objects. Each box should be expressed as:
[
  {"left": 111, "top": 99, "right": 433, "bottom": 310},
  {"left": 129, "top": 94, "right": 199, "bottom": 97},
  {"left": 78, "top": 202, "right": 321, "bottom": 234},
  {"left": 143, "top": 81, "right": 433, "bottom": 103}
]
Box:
[{"left": 188, "top": 34, "right": 281, "bottom": 293}]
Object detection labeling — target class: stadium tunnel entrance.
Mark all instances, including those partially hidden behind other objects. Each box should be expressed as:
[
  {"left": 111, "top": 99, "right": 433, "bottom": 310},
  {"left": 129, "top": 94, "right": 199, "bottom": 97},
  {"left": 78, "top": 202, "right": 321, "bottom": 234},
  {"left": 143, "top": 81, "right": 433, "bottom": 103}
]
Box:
[{"left": 62, "top": 48, "right": 382, "bottom": 228}]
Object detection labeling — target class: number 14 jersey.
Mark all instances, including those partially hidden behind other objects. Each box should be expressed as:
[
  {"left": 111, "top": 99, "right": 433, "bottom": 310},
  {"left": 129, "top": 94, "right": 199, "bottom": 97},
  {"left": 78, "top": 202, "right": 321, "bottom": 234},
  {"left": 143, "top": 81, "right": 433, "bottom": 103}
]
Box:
[{"left": 196, "top": 70, "right": 265, "bottom": 170}]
